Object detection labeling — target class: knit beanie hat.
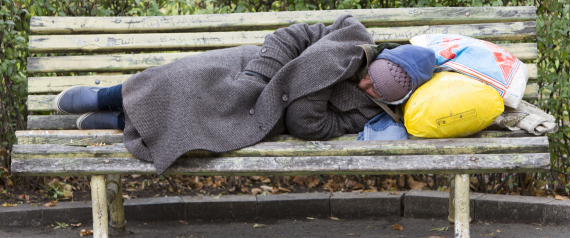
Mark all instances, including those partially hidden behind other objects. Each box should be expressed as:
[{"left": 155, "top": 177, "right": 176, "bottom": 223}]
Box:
[{"left": 368, "top": 58, "right": 412, "bottom": 102}]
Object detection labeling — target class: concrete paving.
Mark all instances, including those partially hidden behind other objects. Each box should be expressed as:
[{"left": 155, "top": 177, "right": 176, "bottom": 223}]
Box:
[{"left": 1, "top": 218, "right": 569, "bottom": 238}]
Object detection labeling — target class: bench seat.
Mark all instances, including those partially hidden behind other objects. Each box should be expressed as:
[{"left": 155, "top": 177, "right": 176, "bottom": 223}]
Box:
[{"left": 14, "top": 6, "right": 546, "bottom": 238}]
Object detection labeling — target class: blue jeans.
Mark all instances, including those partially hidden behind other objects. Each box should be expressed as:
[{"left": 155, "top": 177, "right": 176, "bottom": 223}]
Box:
[
  {"left": 357, "top": 112, "right": 408, "bottom": 141},
  {"left": 98, "top": 84, "right": 123, "bottom": 110}
]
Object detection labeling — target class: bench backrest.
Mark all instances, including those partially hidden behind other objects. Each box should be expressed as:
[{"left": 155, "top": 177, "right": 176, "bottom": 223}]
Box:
[{"left": 24, "top": 7, "right": 537, "bottom": 135}]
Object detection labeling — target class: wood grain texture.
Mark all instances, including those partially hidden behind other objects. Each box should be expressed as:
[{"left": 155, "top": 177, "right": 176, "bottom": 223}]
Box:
[
  {"left": 12, "top": 137, "right": 549, "bottom": 161},
  {"left": 26, "top": 83, "right": 540, "bottom": 112},
  {"left": 27, "top": 115, "right": 79, "bottom": 130},
  {"left": 14, "top": 129, "right": 539, "bottom": 146},
  {"left": 29, "top": 22, "right": 536, "bottom": 53},
  {"left": 30, "top": 7, "right": 536, "bottom": 34},
  {"left": 11, "top": 152, "right": 550, "bottom": 176},
  {"left": 26, "top": 43, "right": 537, "bottom": 74}
]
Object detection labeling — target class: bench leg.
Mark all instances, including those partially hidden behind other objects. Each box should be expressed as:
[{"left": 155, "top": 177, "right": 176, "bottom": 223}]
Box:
[
  {"left": 107, "top": 174, "right": 126, "bottom": 235},
  {"left": 91, "top": 175, "right": 109, "bottom": 238},
  {"left": 454, "top": 174, "right": 470, "bottom": 238}
]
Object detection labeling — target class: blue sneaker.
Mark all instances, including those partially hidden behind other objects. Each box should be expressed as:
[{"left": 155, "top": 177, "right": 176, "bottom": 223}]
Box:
[
  {"left": 76, "top": 111, "right": 124, "bottom": 130},
  {"left": 54, "top": 86, "right": 105, "bottom": 114}
]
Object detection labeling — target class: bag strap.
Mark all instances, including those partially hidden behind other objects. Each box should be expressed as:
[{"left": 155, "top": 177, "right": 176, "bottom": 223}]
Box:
[{"left": 366, "top": 94, "right": 403, "bottom": 123}]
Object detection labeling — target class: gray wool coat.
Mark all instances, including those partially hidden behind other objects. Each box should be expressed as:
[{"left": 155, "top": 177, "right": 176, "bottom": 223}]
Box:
[{"left": 122, "top": 15, "right": 383, "bottom": 174}]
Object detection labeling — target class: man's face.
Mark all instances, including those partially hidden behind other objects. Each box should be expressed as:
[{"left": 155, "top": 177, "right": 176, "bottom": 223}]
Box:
[{"left": 358, "top": 73, "right": 382, "bottom": 99}]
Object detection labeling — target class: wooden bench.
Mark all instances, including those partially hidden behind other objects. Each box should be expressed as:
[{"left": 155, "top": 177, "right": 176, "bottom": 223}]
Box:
[{"left": 12, "top": 7, "right": 549, "bottom": 238}]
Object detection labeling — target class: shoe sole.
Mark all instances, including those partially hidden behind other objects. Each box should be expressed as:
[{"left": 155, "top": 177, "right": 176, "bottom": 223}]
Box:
[
  {"left": 76, "top": 111, "right": 96, "bottom": 130},
  {"left": 54, "top": 86, "right": 81, "bottom": 114}
]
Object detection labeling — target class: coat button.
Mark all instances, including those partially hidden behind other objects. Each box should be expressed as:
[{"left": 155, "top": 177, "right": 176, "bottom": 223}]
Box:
[
  {"left": 261, "top": 48, "right": 267, "bottom": 53},
  {"left": 282, "top": 94, "right": 289, "bottom": 102},
  {"left": 249, "top": 109, "right": 255, "bottom": 115}
]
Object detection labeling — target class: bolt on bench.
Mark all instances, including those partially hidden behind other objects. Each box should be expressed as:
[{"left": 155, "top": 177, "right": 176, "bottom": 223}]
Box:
[{"left": 12, "top": 6, "right": 548, "bottom": 238}]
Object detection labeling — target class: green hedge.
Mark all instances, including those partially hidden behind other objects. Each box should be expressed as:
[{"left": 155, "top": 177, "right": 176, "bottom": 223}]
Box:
[{"left": 1, "top": 0, "right": 569, "bottom": 194}]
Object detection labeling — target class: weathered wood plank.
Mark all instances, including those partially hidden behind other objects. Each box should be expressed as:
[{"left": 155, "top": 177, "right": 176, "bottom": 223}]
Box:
[
  {"left": 11, "top": 152, "right": 551, "bottom": 176},
  {"left": 11, "top": 137, "right": 549, "bottom": 161},
  {"left": 27, "top": 53, "right": 200, "bottom": 74},
  {"left": 30, "top": 7, "right": 536, "bottom": 34},
  {"left": 16, "top": 129, "right": 123, "bottom": 146},
  {"left": 27, "top": 43, "right": 537, "bottom": 74},
  {"left": 27, "top": 115, "right": 79, "bottom": 130},
  {"left": 14, "top": 129, "right": 539, "bottom": 146},
  {"left": 29, "top": 22, "right": 536, "bottom": 53},
  {"left": 27, "top": 83, "right": 540, "bottom": 111}
]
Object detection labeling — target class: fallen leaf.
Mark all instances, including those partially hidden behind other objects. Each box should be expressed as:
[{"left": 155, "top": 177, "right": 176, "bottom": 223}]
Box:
[
  {"left": 330, "top": 217, "right": 340, "bottom": 220},
  {"left": 427, "top": 236, "right": 445, "bottom": 238},
  {"left": 251, "top": 188, "right": 262, "bottom": 195},
  {"left": 555, "top": 195, "right": 569, "bottom": 201},
  {"left": 71, "top": 223, "right": 82, "bottom": 228},
  {"left": 79, "top": 229, "right": 93, "bottom": 236},
  {"left": 536, "top": 228, "right": 543, "bottom": 231},
  {"left": 306, "top": 217, "right": 316, "bottom": 220},
  {"left": 392, "top": 224, "right": 403, "bottom": 230},
  {"left": 366, "top": 226, "right": 373, "bottom": 229},
  {"left": 408, "top": 178, "right": 425, "bottom": 190},
  {"left": 2, "top": 202, "right": 17, "bottom": 207},
  {"left": 278, "top": 187, "right": 290, "bottom": 193},
  {"left": 260, "top": 185, "right": 274, "bottom": 192},
  {"left": 45, "top": 201, "right": 57, "bottom": 207},
  {"left": 179, "top": 220, "right": 188, "bottom": 224},
  {"left": 131, "top": 174, "right": 141, "bottom": 179},
  {"left": 496, "top": 229, "right": 501, "bottom": 232},
  {"left": 253, "top": 223, "right": 266, "bottom": 228},
  {"left": 18, "top": 194, "right": 30, "bottom": 200},
  {"left": 389, "top": 192, "right": 400, "bottom": 195},
  {"left": 346, "top": 233, "right": 355, "bottom": 236}
]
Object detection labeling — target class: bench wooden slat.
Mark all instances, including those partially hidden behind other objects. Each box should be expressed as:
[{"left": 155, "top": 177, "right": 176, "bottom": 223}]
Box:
[
  {"left": 27, "top": 43, "right": 537, "bottom": 74},
  {"left": 12, "top": 137, "right": 548, "bottom": 159},
  {"left": 29, "top": 22, "right": 536, "bottom": 53},
  {"left": 11, "top": 152, "right": 551, "bottom": 176},
  {"left": 15, "top": 129, "right": 540, "bottom": 146},
  {"left": 26, "top": 83, "right": 539, "bottom": 112},
  {"left": 30, "top": 7, "right": 536, "bottom": 35}
]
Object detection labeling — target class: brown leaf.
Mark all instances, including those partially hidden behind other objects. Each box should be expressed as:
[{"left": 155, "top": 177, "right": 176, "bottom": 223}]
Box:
[
  {"left": 555, "top": 195, "right": 569, "bottom": 201},
  {"left": 306, "top": 217, "right": 317, "bottom": 220},
  {"left": 346, "top": 233, "right": 355, "bottom": 236},
  {"left": 79, "top": 229, "right": 93, "bottom": 236},
  {"left": 330, "top": 217, "right": 340, "bottom": 220},
  {"left": 45, "top": 201, "right": 57, "bottom": 207},
  {"left": 179, "top": 220, "right": 188, "bottom": 224},
  {"left": 278, "top": 187, "right": 290, "bottom": 193},
  {"left": 2, "top": 202, "right": 17, "bottom": 207},
  {"left": 18, "top": 194, "right": 30, "bottom": 200},
  {"left": 389, "top": 192, "right": 400, "bottom": 195},
  {"left": 408, "top": 180, "right": 426, "bottom": 190},
  {"left": 352, "top": 183, "right": 365, "bottom": 191},
  {"left": 260, "top": 185, "right": 273, "bottom": 192},
  {"left": 392, "top": 224, "right": 403, "bottom": 230},
  {"left": 251, "top": 188, "right": 262, "bottom": 195},
  {"left": 71, "top": 223, "right": 82, "bottom": 228},
  {"left": 131, "top": 174, "right": 141, "bottom": 179}
]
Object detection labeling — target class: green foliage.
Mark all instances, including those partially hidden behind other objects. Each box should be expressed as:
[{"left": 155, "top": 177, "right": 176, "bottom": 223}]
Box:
[
  {"left": 535, "top": 0, "right": 570, "bottom": 193},
  {"left": 1, "top": 0, "right": 28, "bottom": 168}
]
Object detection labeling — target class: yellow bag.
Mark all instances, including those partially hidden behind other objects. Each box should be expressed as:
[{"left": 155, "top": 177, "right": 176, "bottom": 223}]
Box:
[{"left": 403, "top": 72, "right": 504, "bottom": 138}]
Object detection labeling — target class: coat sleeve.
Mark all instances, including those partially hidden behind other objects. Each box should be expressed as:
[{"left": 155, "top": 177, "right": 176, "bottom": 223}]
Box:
[
  {"left": 244, "top": 15, "right": 358, "bottom": 80},
  {"left": 285, "top": 87, "right": 372, "bottom": 141}
]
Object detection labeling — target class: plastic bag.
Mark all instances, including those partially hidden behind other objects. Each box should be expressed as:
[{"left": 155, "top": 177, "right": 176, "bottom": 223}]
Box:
[
  {"left": 410, "top": 34, "right": 528, "bottom": 108},
  {"left": 403, "top": 72, "right": 504, "bottom": 138}
]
